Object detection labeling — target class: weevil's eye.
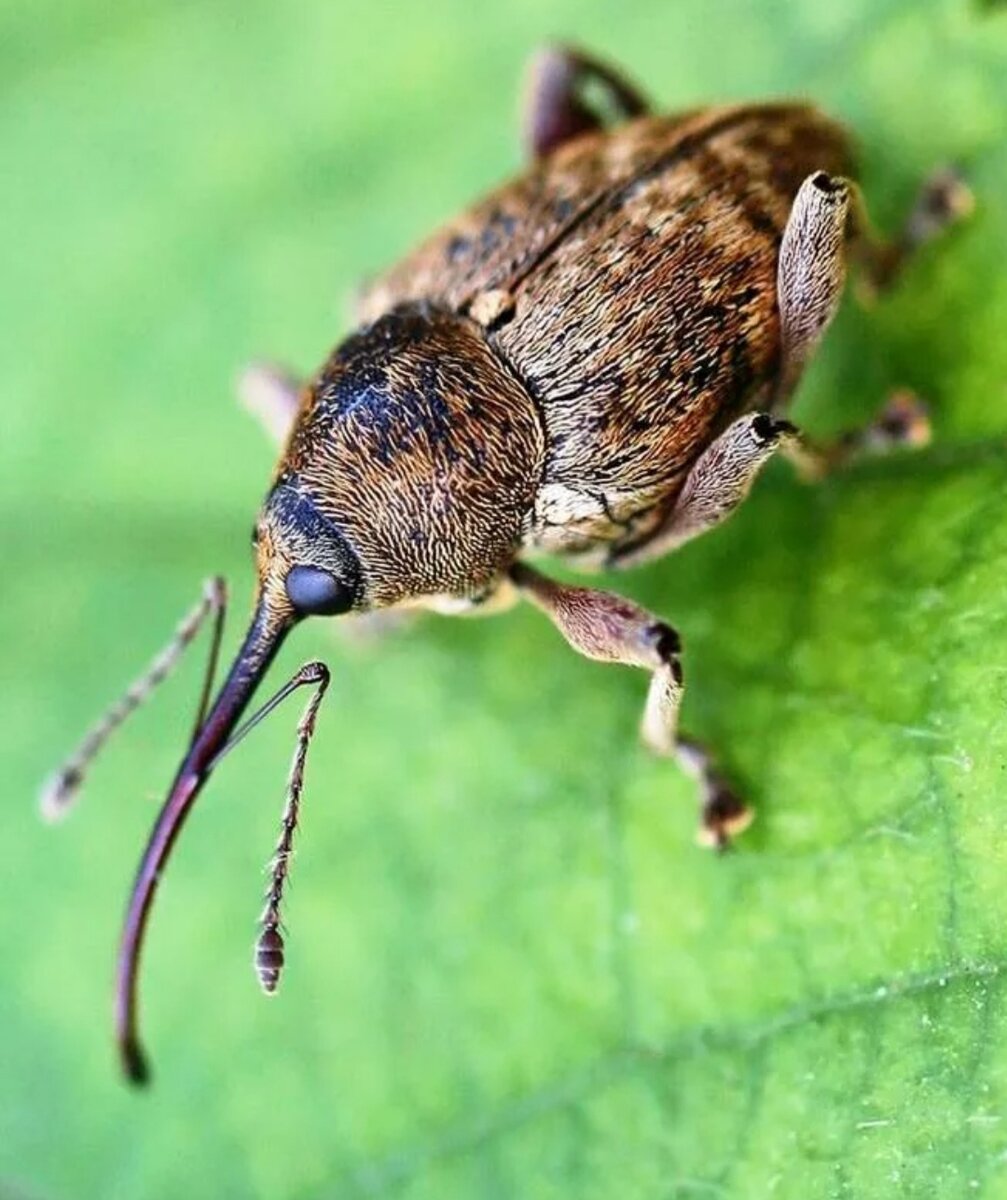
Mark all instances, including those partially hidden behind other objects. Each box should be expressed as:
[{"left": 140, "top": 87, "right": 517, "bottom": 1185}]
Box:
[{"left": 285, "top": 565, "right": 354, "bottom": 616}]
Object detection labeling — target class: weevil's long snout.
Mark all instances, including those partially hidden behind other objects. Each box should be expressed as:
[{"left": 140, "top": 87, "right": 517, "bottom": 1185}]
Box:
[{"left": 116, "top": 597, "right": 292, "bottom": 1085}]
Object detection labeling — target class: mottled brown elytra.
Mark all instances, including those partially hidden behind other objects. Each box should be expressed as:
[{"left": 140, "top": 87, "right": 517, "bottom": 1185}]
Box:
[{"left": 41, "top": 44, "right": 971, "bottom": 1084}]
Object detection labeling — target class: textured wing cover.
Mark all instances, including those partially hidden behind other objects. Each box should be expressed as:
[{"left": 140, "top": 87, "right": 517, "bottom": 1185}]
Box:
[{"left": 358, "top": 104, "right": 852, "bottom": 513}]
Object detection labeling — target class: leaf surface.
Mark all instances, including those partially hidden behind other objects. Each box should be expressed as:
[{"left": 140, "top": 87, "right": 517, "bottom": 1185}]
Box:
[{"left": 2, "top": 2, "right": 1007, "bottom": 1197}]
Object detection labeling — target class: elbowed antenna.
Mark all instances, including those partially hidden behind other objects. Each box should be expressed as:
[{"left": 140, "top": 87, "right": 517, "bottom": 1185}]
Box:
[
  {"left": 42, "top": 573, "right": 336, "bottom": 1084},
  {"left": 254, "top": 665, "right": 330, "bottom": 994},
  {"left": 40, "top": 578, "right": 228, "bottom": 822},
  {"left": 113, "top": 594, "right": 320, "bottom": 1085}
]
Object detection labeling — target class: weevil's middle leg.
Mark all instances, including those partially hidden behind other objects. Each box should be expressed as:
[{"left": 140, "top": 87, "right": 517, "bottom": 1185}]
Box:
[
  {"left": 509, "top": 561, "right": 750, "bottom": 848},
  {"left": 611, "top": 391, "right": 929, "bottom": 573},
  {"left": 611, "top": 412, "right": 799, "bottom": 568}
]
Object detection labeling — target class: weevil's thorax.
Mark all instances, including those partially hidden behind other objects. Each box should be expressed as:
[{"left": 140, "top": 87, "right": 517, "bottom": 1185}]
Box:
[{"left": 260, "top": 304, "right": 545, "bottom": 611}]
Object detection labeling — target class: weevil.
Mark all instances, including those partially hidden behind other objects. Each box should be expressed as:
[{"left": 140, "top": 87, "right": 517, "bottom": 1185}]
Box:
[{"left": 41, "top": 45, "right": 971, "bottom": 1083}]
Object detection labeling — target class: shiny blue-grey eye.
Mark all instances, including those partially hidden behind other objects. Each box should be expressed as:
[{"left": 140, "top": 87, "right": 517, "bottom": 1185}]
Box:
[{"left": 285, "top": 565, "right": 354, "bottom": 616}]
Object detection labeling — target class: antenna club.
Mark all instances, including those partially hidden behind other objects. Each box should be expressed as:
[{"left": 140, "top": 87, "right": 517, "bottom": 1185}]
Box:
[
  {"left": 39, "top": 767, "right": 83, "bottom": 823},
  {"left": 204, "top": 576, "right": 228, "bottom": 616},
  {"left": 255, "top": 926, "right": 285, "bottom": 994},
  {"left": 39, "top": 577, "right": 228, "bottom": 828}
]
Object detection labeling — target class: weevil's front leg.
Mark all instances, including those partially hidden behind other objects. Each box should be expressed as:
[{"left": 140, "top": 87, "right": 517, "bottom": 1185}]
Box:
[
  {"left": 522, "top": 44, "right": 650, "bottom": 161},
  {"left": 237, "top": 362, "right": 303, "bottom": 446},
  {"left": 611, "top": 412, "right": 798, "bottom": 568},
  {"left": 509, "top": 561, "right": 750, "bottom": 849}
]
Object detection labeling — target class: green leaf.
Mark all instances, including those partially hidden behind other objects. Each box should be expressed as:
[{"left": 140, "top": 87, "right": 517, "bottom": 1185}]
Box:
[{"left": 3, "top": 2, "right": 1007, "bottom": 1197}]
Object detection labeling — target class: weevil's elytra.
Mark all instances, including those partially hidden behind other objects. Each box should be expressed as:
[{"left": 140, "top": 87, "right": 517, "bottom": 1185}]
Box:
[
  {"left": 41, "top": 43, "right": 972, "bottom": 1083},
  {"left": 356, "top": 99, "right": 855, "bottom": 561}
]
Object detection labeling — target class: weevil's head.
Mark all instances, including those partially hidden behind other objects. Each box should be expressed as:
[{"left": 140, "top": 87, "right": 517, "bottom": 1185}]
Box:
[
  {"left": 254, "top": 301, "right": 544, "bottom": 621},
  {"left": 114, "top": 303, "right": 544, "bottom": 1084}
]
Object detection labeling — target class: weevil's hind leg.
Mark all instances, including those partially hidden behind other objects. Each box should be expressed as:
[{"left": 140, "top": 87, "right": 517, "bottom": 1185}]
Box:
[
  {"left": 509, "top": 562, "right": 751, "bottom": 849},
  {"left": 237, "top": 362, "right": 303, "bottom": 447},
  {"left": 776, "top": 168, "right": 974, "bottom": 408},
  {"left": 775, "top": 171, "right": 853, "bottom": 409},
  {"left": 781, "top": 388, "right": 932, "bottom": 481},
  {"left": 521, "top": 44, "right": 650, "bottom": 161},
  {"left": 851, "top": 166, "right": 974, "bottom": 296},
  {"left": 770, "top": 167, "right": 960, "bottom": 475},
  {"left": 611, "top": 413, "right": 799, "bottom": 569}
]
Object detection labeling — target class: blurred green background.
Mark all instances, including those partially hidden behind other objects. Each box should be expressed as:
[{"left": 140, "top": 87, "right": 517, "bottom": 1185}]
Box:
[{"left": 3, "top": 1, "right": 1007, "bottom": 1197}]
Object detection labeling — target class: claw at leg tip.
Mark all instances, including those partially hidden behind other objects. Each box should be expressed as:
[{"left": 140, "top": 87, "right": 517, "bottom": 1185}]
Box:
[
  {"left": 697, "top": 802, "right": 755, "bottom": 851},
  {"left": 878, "top": 390, "right": 932, "bottom": 451},
  {"left": 39, "top": 768, "right": 82, "bottom": 823}
]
